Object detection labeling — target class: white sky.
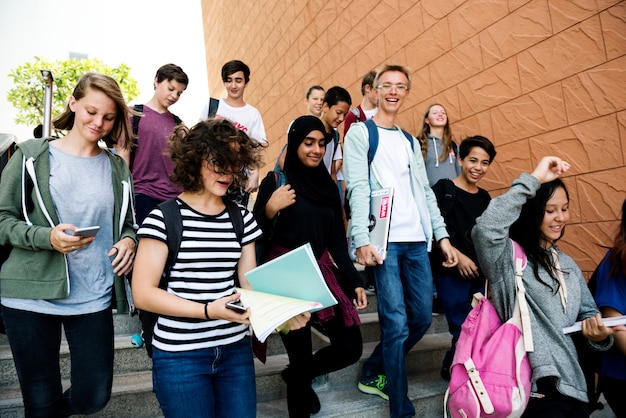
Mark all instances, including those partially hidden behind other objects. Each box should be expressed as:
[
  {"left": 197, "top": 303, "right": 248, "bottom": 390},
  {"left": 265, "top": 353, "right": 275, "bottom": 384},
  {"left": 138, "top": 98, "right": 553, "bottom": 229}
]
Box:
[{"left": 0, "top": 0, "right": 209, "bottom": 143}]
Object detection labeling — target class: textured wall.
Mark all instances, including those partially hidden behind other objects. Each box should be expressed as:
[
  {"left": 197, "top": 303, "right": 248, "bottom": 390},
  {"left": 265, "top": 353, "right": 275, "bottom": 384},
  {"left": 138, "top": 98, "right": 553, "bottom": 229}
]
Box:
[{"left": 200, "top": 0, "right": 626, "bottom": 275}]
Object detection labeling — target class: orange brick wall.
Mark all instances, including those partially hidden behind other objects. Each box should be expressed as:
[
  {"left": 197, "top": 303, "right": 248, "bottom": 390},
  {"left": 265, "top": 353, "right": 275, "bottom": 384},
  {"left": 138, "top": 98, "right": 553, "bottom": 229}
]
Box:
[{"left": 200, "top": 0, "right": 626, "bottom": 275}]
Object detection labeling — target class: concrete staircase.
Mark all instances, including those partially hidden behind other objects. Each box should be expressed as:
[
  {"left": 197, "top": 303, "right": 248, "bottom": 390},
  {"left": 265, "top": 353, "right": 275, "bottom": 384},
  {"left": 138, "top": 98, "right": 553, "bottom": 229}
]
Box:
[{"left": 0, "top": 291, "right": 617, "bottom": 418}]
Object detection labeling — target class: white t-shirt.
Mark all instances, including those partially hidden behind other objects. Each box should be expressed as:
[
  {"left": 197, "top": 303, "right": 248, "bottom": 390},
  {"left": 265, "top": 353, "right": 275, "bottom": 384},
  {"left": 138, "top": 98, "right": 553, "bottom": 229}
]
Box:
[
  {"left": 200, "top": 99, "right": 267, "bottom": 144},
  {"left": 371, "top": 127, "right": 425, "bottom": 243}
]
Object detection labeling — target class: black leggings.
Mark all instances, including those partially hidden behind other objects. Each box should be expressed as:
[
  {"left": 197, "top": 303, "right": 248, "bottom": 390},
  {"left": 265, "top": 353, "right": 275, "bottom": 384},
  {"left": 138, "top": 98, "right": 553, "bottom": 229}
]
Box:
[
  {"left": 280, "top": 314, "right": 363, "bottom": 417},
  {"left": 599, "top": 375, "right": 626, "bottom": 418},
  {"left": 522, "top": 378, "right": 589, "bottom": 418}
]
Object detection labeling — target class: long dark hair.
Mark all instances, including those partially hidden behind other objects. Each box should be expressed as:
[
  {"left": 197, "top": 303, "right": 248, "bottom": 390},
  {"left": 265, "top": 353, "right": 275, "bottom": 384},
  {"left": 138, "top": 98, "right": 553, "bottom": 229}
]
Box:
[
  {"left": 605, "top": 198, "right": 626, "bottom": 279},
  {"left": 510, "top": 179, "right": 569, "bottom": 291}
]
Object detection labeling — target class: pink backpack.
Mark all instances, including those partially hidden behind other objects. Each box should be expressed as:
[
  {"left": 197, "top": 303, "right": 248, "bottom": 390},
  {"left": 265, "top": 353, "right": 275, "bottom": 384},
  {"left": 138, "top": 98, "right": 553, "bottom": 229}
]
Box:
[{"left": 444, "top": 240, "right": 533, "bottom": 418}]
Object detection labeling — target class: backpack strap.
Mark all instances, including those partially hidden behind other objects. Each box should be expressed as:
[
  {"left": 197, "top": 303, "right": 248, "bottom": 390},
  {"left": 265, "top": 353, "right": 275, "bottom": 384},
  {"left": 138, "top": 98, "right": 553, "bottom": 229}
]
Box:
[
  {"left": 223, "top": 198, "right": 244, "bottom": 245},
  {"left": 439, "top": 179, "right": 456, "bottom": 219},
  {"left": 364, "top": 119, "right": 414, "bottom": 165},
  {"left": 207, "top": 97, "right": 219, "bottom": 118},
  {"left": 157, "top": 199, "right": 183, "bottom": 287},
  {"left": 511, "top": 239, "right": 533, "bottom": 352}
]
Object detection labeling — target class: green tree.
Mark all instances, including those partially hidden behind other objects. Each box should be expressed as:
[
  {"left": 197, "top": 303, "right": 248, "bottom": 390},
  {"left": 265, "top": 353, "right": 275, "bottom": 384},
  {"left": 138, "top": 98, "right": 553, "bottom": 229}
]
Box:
[{"left": 6, "top": 56, "right": 140, "bottom": 129}]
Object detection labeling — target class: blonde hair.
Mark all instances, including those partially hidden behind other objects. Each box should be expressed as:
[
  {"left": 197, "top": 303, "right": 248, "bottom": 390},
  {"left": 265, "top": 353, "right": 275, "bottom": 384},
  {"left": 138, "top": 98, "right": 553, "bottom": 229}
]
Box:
[{"left": 53, "top": 72, "right": 133, "bottom": 150}]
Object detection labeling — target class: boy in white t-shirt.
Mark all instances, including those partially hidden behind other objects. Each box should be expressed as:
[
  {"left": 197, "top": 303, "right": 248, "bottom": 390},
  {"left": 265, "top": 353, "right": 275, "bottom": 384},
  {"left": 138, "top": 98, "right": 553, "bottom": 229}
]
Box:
[{"left": 199, "top": 60, "right": 267, "bottom": 205}]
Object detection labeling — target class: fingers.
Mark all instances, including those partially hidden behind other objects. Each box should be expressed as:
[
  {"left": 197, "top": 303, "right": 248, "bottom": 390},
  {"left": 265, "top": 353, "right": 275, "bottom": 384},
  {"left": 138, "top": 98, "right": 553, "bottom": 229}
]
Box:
[{"left": 110, "top": 238, "right": 136, "bottom": 275}]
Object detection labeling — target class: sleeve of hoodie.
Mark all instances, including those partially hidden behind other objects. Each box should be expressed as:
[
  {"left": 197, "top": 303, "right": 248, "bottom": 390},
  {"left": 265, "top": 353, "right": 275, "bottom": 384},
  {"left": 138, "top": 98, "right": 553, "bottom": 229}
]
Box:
[
  {"left": 472, "top": 173, "right": 541, "bottom": 321},
  {"left": 0, "top": 147, "right": 55, "bottom": 251},
  {"left": 343, "top": 123, "right": 372, "bottom": 249}
]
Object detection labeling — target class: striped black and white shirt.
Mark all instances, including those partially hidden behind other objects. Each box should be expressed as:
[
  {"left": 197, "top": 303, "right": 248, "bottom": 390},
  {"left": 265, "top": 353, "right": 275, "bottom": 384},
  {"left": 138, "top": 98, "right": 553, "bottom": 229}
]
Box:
[{"left": 137, "top": 199, "right": 262, "bottom": 352}]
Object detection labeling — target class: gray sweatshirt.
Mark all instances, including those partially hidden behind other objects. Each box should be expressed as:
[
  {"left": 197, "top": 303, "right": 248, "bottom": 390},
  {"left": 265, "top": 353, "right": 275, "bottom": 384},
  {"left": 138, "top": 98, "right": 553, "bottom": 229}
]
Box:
[{"left": 472, "top": 173, "right": 610, "bottom": 403}]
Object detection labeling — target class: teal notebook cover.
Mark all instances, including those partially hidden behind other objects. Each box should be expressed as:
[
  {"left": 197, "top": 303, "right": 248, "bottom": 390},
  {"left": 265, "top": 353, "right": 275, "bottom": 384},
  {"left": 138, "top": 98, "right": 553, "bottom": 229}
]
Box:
[{"left": 245, "top": 243, "right": 338, "bottom": 310}]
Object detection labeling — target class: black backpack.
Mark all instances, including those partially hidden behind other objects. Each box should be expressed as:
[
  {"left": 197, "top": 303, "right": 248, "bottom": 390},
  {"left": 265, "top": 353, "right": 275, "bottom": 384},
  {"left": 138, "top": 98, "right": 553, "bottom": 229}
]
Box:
[
  {"left": 130, "top": 104, "right": 183, "bottom": 170},
  {"left": 138, "top": 197, "right": 244, "bottom": 357}
]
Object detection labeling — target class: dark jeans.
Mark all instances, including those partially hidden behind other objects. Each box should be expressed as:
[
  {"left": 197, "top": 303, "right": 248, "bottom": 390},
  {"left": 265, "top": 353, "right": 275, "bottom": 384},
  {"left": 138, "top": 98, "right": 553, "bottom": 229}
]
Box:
[
  {"left": 434, "top": 274, "right": 484, "bottom": 370},
  {"left": 2, "top": 306, "right": 114, "bottom": 418},
  {"left": 281, "top": 314, "right": 363, "bottom": 417},
  {"left": 522, "top": 378, "right": 588, "bottom": 418}
]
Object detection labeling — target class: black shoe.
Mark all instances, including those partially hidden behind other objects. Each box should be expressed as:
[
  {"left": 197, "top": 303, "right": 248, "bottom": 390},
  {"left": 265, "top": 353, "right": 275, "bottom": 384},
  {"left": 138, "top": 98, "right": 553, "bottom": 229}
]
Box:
[
  {"left": 281, "top": 367, "right": 321, "bottom": 414},
  {"left": 440, "top": 366, "right": 451, "bottom": 381},
  {"left": 310, "top": 388, "right": 320, "bottom": 414}
]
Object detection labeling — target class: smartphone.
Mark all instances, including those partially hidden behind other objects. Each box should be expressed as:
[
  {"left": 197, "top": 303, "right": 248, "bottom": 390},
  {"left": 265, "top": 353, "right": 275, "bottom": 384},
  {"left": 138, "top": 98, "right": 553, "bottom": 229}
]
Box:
[
  {"left": 68, "top": 226, "right": 100, "bottom": 237},
  {"left": 225, "top": 299, "right": 248, "bottom": 313}
]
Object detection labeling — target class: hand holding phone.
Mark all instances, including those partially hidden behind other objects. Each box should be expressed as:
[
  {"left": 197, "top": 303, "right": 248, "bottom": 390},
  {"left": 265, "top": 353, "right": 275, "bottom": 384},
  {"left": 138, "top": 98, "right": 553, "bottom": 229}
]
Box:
[
  {"left": 68, "top": 226, "right": 100, "bottom": 237},
  {"left": 225, "top": 299, "right": 248, "bottom": 313}
]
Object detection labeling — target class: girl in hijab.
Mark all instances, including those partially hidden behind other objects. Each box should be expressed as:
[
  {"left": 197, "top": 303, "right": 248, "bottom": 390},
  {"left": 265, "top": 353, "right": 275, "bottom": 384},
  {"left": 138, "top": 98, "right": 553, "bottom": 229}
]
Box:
[{"left": 253, "top": 115, "right": 368, "bottom": 417}]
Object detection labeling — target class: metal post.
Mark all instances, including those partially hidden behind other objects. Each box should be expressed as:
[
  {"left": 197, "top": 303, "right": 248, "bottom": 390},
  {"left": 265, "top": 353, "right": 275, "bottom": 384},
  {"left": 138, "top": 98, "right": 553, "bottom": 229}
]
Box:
[{"left": 41, "top": 70, "right": 54, "bottom": 137}]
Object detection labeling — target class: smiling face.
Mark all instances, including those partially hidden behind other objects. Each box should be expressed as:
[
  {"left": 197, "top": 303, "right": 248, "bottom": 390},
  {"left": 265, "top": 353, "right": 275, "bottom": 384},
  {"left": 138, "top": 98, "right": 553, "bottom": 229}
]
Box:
[
  {"left": 321, "top": 101, "right": 350, "bottom": 130},
  {"left": 224, "top": 70, "right": 247, "bottom": 101},
  {"left": 305, "top": 89, "right": 325, "bottom": 117},
  {"left": 540, "top": 187, "right": 570, "bottom": 247},
  {"left": 296, "top": 130, "right": 326, "bottom": 168},
  {"left": 375, "top": 70, "right": 410, "bottom": 115},
  {"left": 68, "top": 87, "right": 116, "bottom": 143},
  {"left": 154, "top": 78, "right": 186, "bottom": 110},
  {"left": 458, "top": 146, "right": 491, "bottom": 187},
  {"left": 425, "top": 104, "right": 447, "bottom": 129}
]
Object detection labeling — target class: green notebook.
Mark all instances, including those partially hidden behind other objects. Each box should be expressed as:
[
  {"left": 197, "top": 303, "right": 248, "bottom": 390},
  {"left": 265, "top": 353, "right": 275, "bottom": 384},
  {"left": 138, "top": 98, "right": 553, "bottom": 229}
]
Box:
[{"left": 245, "top": 243, "right": 338, "bottom": 311}]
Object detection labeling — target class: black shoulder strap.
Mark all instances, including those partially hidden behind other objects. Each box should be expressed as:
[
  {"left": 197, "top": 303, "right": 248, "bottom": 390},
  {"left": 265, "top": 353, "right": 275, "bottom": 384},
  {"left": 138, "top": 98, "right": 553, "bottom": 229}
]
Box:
[
  {"left": 130, "top": 104, "right": 144, "bottom": 171},
  {"left": 157, "top": 199, "right": 183, "bottom": 287},
  {"left": 440, "top": 179, "right": 456, "bottom": 218},
  {"left": 132, "top": 104, "right": 144, "bottom": 138},
  {"left": 223, "top": 198, "right": 244, "bottom": 244},
  {"left": 207, "top": 97, "right": 219, "bottom": 118}
]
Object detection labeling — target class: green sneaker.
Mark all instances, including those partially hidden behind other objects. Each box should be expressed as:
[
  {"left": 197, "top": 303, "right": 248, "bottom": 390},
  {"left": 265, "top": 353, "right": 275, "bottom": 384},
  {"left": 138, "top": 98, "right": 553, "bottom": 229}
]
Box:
[{"left": 358, "top": 374, "right": 389, "bottom": 400}]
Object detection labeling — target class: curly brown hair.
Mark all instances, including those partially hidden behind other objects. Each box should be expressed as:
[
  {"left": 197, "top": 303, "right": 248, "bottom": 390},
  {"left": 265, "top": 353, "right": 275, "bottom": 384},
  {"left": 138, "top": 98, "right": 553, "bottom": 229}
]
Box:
[{"left": 168, "top": 118, "right": 263, "bottom": 193}]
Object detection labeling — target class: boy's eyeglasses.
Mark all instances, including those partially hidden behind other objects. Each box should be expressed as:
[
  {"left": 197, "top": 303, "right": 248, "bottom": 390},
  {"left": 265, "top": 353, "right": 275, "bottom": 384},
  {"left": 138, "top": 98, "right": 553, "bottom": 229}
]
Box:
[
  {"left": 205, "top": 159, "right": 245, "bottom": 176},
  {"left": 376, "top": 84, "right": 409, "bottom": 92}
]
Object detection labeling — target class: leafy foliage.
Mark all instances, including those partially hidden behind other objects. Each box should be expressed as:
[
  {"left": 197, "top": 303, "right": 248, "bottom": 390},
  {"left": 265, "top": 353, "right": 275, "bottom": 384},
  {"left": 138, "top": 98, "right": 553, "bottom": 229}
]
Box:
[{"left": 6, "top": 57, "right": 140, "bottom": 129}]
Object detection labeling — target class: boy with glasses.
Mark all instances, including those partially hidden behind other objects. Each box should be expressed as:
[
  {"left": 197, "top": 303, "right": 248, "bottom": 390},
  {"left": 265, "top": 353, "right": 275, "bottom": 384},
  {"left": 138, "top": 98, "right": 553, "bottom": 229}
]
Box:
[{"left": 344, "top": 64, "right": 457, "bottom": 418}]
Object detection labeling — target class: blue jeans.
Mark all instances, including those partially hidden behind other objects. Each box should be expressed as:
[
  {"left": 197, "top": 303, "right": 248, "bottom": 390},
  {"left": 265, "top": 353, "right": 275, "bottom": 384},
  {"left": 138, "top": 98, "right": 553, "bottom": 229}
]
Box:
[
  {"left": 434, "top": 274, "right": 484, "bottom": 370},
  {"left": 361, "top": 242, "right": 433, "bottom": 418},
  {"left": 2, "top": 305, "right": 114, "bottom": 417},
  {"left": 152, "top": 336, "right": 256, "bottom": 418}
]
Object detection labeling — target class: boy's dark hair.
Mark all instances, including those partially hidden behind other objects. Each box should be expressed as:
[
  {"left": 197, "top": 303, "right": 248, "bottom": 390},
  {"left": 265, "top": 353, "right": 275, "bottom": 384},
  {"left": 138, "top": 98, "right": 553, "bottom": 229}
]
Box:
[
  {"left": 459, "top": 135, "right": 496, "bottom": 162},
  {"left": 361, "top": 71, "right": 377, "bottom": 96},
  {"left": 155, "top": 63, "right": 189, "bottom": 87},
  {"left": 221, "top": 60, "right": 250, "bottom": 83},
  {"left": 323, "top": 86, "right": 352, "bottom": 107},
  {"left": 305, "top": 85, "right": 324, "bottom": 99},
  {"left": 510, "top": 179, "right": 569, "bottom": 292},
  {"left": 168, "top": 118, "right": 262, "bottom": 193}
]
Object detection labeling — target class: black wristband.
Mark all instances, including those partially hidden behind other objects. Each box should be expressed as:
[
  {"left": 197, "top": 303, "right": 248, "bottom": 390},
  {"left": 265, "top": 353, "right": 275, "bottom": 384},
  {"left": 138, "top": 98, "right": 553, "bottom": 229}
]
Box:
[{"left": 204, "top": 302, "right": 211, "bottom": 320}]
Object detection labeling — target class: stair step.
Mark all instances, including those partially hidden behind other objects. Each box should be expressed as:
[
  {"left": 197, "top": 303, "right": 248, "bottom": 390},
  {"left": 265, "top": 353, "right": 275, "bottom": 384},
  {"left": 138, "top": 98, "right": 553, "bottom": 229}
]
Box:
[{"left": 257, "top": 370, "right": 448, "bottom": 417}]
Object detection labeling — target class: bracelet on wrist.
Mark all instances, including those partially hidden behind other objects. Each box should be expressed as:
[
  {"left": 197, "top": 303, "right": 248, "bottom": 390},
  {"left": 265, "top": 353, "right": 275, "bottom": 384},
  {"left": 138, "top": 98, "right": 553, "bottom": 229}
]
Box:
[{"left": 204, "top": 302, "right": 211, "bottom": 320}]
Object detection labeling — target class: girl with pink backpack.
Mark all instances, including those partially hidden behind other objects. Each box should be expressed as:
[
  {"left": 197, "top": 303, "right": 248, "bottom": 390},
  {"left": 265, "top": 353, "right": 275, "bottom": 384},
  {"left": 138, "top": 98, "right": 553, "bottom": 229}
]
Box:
[{"left": 469, "top": 156, "right": 620, "bottom": 417}]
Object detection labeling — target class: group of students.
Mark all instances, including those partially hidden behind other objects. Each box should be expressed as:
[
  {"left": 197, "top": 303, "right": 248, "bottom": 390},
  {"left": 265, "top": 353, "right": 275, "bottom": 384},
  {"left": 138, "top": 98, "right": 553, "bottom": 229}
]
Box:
[{"left": 0, "top": 60, "right": 623, "bottom": 418}]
